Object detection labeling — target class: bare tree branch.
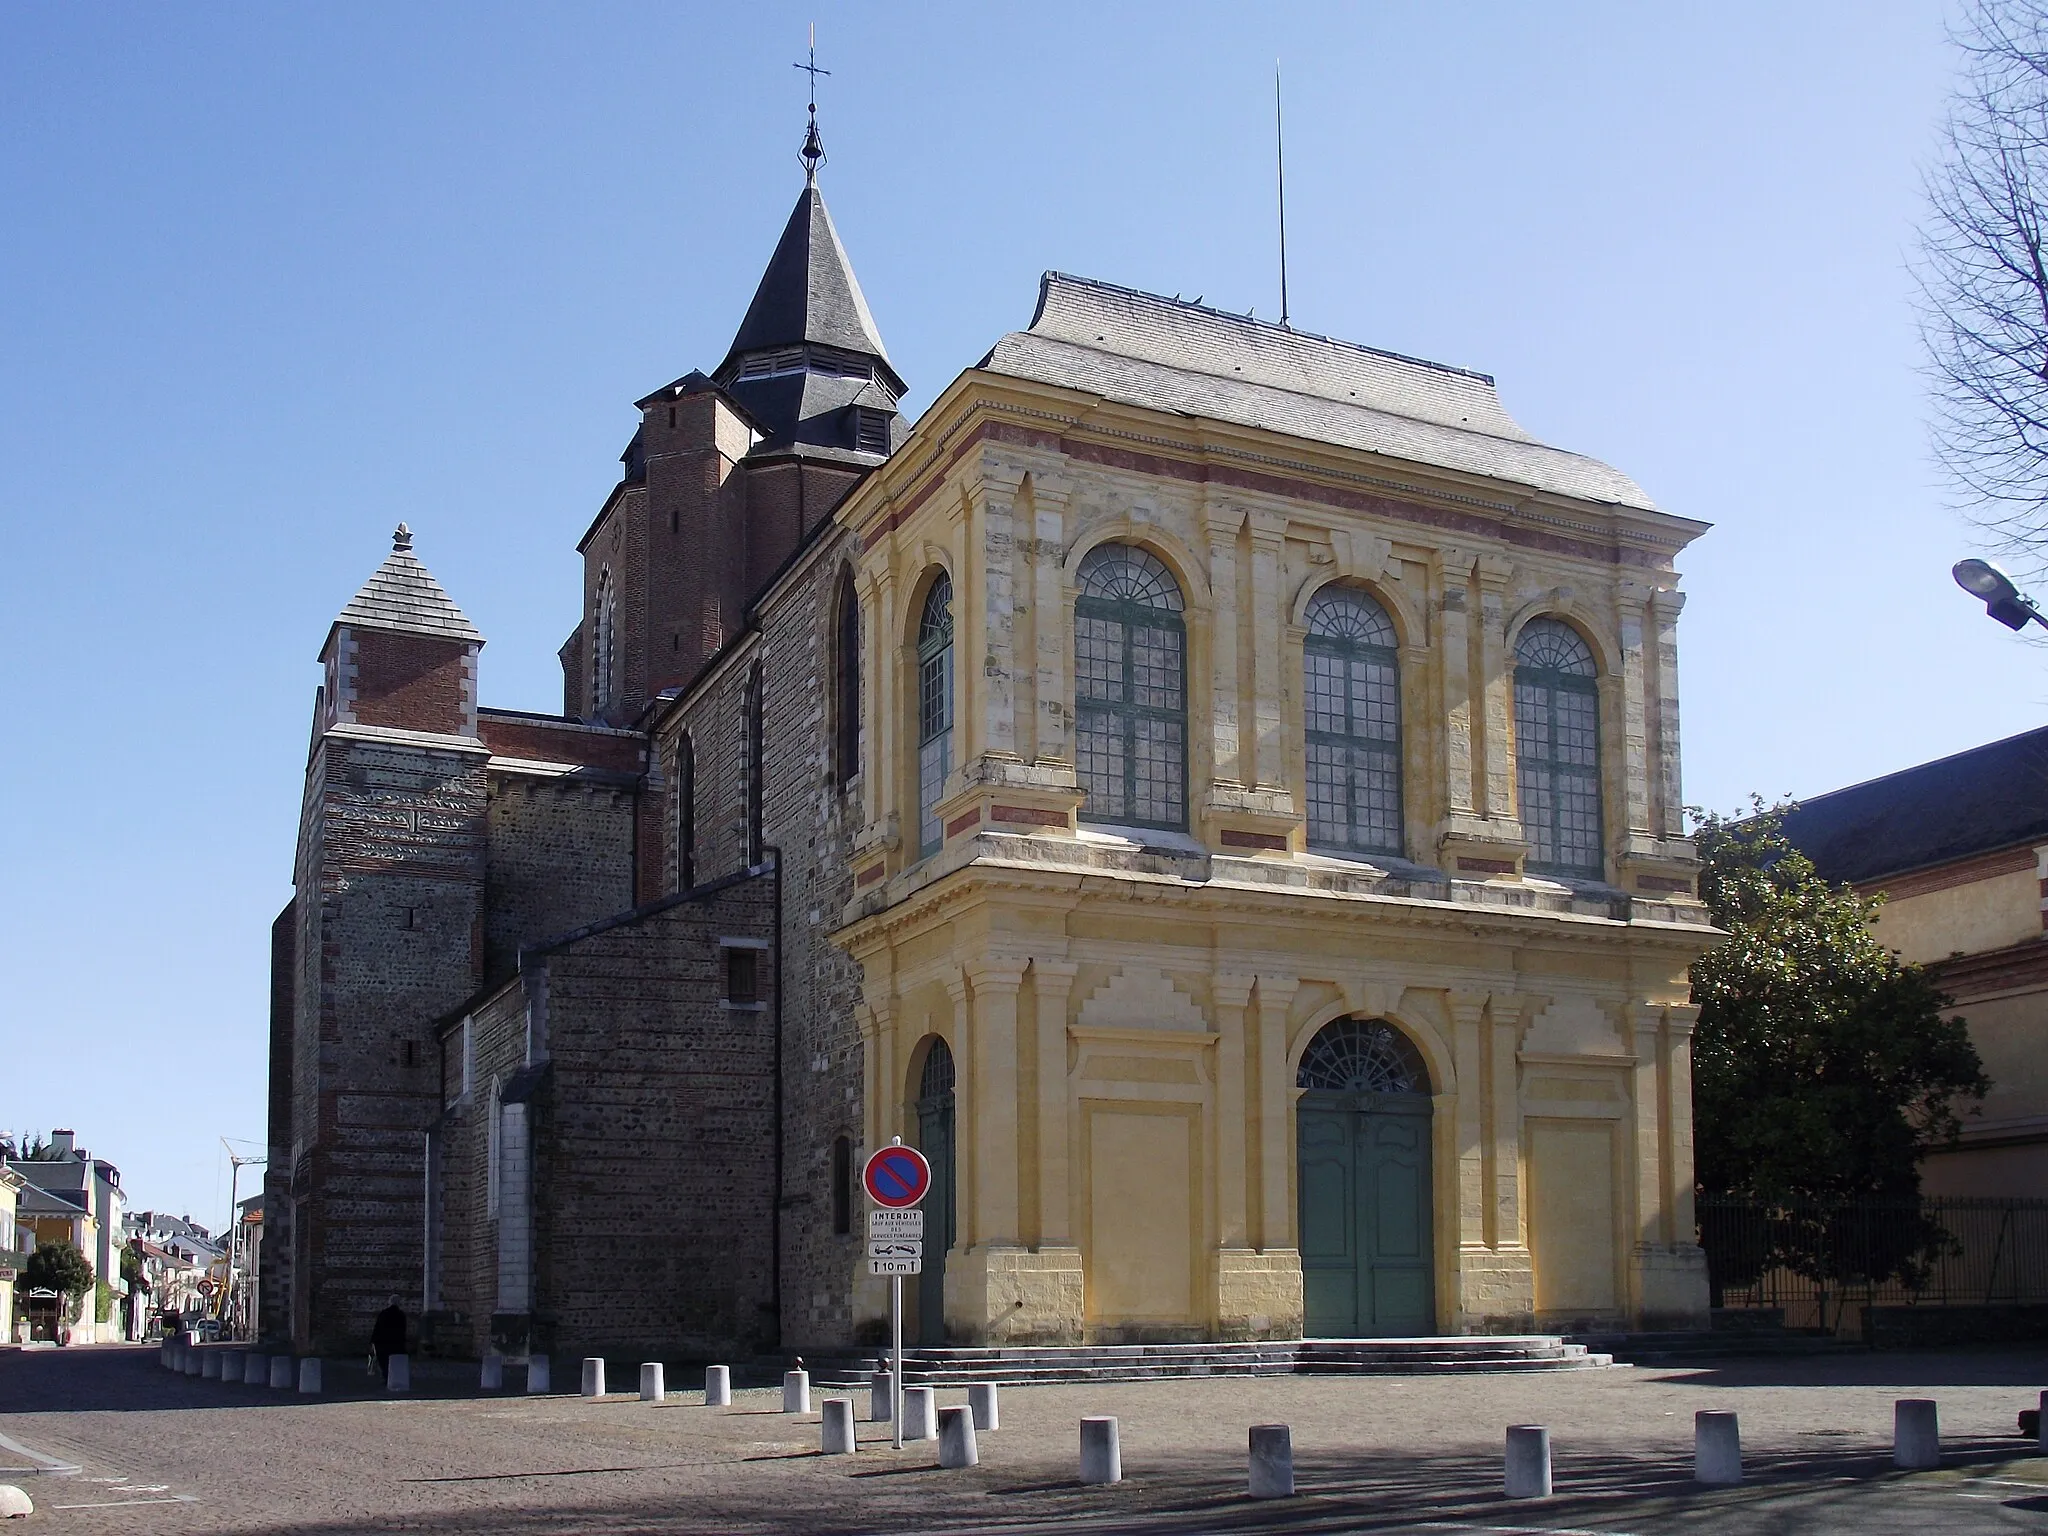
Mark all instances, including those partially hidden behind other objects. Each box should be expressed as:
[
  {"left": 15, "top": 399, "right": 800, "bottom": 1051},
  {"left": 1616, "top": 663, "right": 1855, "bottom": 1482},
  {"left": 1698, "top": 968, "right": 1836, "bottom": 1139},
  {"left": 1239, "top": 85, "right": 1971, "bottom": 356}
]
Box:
[{"left": 1918, "top": 0, "right": 2048, "bottom": 578}]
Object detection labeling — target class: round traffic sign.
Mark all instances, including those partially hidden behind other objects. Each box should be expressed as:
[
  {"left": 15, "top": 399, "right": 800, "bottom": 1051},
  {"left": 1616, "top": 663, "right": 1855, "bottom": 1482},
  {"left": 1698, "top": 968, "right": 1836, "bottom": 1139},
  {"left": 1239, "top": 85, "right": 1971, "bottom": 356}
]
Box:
[{"left": 863, "top": 1145, "right": 931, "bottom": 1208}]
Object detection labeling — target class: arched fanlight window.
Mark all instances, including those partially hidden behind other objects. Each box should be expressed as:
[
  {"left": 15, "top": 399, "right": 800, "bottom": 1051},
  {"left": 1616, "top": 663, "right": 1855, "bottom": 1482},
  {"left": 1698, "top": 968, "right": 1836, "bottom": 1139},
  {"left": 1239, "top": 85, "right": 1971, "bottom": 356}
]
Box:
[
  {"left": 675, "top": 733, "right": 695, "bottom": 891},
  {"left": 1296, "top": 1018, "right": 1431, "bottom": 1096},
  {"left": 1513, "top": 617, "right": 1602, "bottom": 879},
  {"left": 592, "top": 568, "right": 617, "bottom": 711},
  {"left": 916, "top": 575, "right": 954, "bottom": 858},
  {"left": 833, "top": 566, "right": 860, "bottom": 785},
  {"left": 1303, "top": 586, "right": 1402, "bottom": 856},
  {"left": 1074, "top": 544, "right": 1187, "bottom": 830}
]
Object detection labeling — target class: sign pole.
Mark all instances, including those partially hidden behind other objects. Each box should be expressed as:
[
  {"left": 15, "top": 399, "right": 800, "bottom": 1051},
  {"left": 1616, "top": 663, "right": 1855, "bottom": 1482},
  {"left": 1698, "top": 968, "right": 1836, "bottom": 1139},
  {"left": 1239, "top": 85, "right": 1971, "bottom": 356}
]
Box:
[
  {"left": 890, "top": 1135, "right": 904, "bottom": 1450},
  {"left": 890, "top": 1271, "right": 903, "bottom": 1450},
  {"left": 863, "top": 1132, "right": 929, "bottom": 1454}
]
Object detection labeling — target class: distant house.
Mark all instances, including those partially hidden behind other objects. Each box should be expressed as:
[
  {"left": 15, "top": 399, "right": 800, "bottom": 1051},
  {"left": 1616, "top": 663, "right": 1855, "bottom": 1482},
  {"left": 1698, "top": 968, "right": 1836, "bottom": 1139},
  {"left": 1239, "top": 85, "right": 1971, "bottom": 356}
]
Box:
[
  {"left": 0, "top": 1167, "right": 22, "bottom": 1343},
  {"left": 4, "top": 1130, "right": 130, "bottom": 1342},
  {"left": 1780, "top": 724, "right": 2048, "bottom": 1197}
]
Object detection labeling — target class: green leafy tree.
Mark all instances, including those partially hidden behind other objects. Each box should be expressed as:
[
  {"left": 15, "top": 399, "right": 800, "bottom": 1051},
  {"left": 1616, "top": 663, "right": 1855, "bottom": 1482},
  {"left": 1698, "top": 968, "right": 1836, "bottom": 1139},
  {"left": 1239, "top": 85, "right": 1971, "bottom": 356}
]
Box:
[
  {"left": 19, "top": 1242, "right": 94, "bottom": 1302},
  {"left": 1689, "top": 801, "right": 1990, "bottom": 1302}
]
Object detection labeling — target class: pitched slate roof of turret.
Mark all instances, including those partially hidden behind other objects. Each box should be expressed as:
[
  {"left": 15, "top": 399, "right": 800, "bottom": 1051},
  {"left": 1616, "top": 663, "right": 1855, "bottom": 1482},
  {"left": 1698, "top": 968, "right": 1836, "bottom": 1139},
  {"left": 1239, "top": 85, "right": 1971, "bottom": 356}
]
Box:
[
  {"left": 334, "top": 525, "right": 483, "bottom": 644},
  {"left": 1780, "top": 724, "right": 2048, "bottom": 885},
  {"left": 718, "top": 184, "right": 902, "bottom": 392},
  {"left": 978, "top": 273, "right": 1658, "bottom": 511}
]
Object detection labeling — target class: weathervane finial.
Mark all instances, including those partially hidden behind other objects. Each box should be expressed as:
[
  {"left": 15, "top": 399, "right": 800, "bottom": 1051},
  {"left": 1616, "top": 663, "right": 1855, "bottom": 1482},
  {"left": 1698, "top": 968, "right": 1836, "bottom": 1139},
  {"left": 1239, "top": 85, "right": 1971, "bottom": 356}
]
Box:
[{"left": 794, "top": 24, "right": 831, "bottom": 184}]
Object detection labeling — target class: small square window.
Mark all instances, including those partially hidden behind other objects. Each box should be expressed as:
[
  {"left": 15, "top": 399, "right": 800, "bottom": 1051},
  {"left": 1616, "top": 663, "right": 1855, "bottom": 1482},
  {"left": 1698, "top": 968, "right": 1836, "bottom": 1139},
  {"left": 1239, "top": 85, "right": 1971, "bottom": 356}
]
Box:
[{"left": 726, "top": 947, "right": 759, "bottom": 1006}]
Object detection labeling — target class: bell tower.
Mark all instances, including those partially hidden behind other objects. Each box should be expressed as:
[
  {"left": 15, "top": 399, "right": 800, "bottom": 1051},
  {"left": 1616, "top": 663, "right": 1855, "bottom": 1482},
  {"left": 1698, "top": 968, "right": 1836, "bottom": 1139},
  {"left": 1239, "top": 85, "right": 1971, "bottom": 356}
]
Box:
[{"left": 564, "top": 95, "right": 905, "bottom": 722}]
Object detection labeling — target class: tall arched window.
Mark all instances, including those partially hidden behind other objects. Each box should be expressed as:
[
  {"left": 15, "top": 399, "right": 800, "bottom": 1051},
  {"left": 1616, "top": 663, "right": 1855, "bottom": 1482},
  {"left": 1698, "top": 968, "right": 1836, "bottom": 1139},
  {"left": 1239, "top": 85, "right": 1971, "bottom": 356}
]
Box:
[
  {"left": 592, "top": 568, "right": 617, "bottom": 711},
  {"left": 916, "top": 576, "right": 954, "bottom": 858},
  {"left": 1304, "top": 586, "right": 1403, "bottom": 856},
  {"left": 744, "top": 662, "right": 765, "bottom": 866},
  {"left": 1074, "top": 544, "right": 1187, "bottom": 830},
  {"left": 833, "top": 566, "right": 860, "bottom": 785},
  {"left": 675, "top": 733, "right": 695, "bottom": 891},
  {"left": 1514, "top": 617, "right": 1603, "bottom": 879}
]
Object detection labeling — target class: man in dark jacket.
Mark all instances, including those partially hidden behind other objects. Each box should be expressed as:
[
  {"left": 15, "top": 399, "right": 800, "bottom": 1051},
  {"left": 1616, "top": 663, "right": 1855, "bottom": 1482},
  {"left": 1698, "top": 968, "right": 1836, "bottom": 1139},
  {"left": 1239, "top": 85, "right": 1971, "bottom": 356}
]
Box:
[{"left": 371, "top": 1296, "right": 407, "bottom": 1383}]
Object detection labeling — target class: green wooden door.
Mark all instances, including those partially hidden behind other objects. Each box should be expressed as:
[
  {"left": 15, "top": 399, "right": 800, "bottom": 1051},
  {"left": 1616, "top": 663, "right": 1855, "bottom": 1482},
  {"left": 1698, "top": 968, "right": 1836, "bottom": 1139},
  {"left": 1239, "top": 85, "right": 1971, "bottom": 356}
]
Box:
[
  {"left": 1299, "top": 1097, "right": 1434, "bottom": 1336},
  {"left": 914, "top": 1042, "right": 956, "bottom": 1346}
]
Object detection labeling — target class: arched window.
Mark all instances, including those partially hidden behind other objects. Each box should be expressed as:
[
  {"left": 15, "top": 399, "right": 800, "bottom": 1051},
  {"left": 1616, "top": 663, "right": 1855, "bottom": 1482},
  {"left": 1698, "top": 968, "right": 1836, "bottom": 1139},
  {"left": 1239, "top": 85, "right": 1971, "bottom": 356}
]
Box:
[
  {"left": 1514, "top": 617, "right": 1603, "bottom": 879},
  {"left": 1296, "top": 1018, "right": 1431, "bottom": 1096},
  {"left": 1303, "top": 586, "right": 1403, "bottom": 856},
  {"left": 833, "top": 566, "right": 860, "bottom": 785},
  {"left": 675, "top": 733, "right": 695, "bottom": 891},
  {"left": 831, "top": 1135, "right": 852, "bottom": 1236},
  {"left": 1074, "top": 544, "right": 1187, "bottom": 830},
  {"left": 744, "top": 662, "right": 765, "bottom": 866},
  {"left": 592, "top": 568, "right": 617, "bottom": 711},
  {"left": 916, "top": 576, "right": 954, "bottom": 858}
]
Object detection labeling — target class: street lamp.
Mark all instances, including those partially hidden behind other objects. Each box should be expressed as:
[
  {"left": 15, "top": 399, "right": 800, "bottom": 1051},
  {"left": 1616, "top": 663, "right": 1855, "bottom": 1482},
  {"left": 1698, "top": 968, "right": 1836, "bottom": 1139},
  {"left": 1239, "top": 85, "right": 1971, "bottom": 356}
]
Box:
[{"left": 1953, "top": 558, "right": 2047, "bottom": 631}]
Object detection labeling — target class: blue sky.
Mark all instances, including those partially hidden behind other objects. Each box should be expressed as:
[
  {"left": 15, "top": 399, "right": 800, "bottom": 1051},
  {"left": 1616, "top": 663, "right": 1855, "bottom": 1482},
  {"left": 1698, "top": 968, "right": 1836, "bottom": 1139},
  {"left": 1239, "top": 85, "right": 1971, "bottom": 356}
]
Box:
[{"left": 2, "top": 1, "right": 2034, "bottom": 1222}]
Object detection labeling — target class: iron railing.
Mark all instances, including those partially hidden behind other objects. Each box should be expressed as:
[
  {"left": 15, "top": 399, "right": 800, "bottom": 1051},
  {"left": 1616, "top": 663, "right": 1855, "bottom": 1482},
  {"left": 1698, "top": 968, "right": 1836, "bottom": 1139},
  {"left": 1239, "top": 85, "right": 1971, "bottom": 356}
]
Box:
[{"left": 1700, "top": 1195, "right": 2048, "bottom": 1330}]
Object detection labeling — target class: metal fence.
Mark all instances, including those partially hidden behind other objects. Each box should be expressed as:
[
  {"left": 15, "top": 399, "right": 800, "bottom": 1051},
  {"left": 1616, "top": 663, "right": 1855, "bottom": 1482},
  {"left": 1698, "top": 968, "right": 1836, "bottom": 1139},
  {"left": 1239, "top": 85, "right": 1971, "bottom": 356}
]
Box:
[{"left": 1699, "top": 1196, "right": 2048, "bottom": 1330}]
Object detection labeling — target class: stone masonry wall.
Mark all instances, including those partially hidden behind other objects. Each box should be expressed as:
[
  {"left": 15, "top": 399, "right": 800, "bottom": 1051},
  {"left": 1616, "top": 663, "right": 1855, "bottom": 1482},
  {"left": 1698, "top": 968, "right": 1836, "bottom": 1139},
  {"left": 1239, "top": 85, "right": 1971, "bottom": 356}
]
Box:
[
  {"left": 301, "top": 733, "right": 488, "bottom": 1355},
  {"left": 654, "top": 521, "right": 869, "bottom": 1352},
  {"left": 530, "top": 871, "right": 778, "bottom": 1361},
  {"left": 482, "top": 772, "right": 637, "bottom": 985},
  {"left": 430, "top": 978, "right": 529, "bottom": 1359}
]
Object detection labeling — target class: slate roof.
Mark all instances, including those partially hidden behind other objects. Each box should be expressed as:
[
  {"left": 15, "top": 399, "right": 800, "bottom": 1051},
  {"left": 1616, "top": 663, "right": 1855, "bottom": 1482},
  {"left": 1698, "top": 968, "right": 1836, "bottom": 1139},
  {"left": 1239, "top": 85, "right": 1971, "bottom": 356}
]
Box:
[
  {"left": 978, "top": 274, "right": 1659, "bottom": 511},
  {"left": 1779, "top": 724, "right": 2048, "bottom": 885},
  {"left": 333, "top": 526, "right": 483, "bottom": 645},
  {"left": 718, "top": 184, "right": 901, "bottom": 392}
]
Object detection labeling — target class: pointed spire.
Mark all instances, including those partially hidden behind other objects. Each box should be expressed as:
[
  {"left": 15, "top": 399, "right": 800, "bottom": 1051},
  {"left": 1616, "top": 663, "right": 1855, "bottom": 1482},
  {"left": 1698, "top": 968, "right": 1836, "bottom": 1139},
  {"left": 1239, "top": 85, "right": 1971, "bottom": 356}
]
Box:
[
  {"left": 334, "top": 525, "right": 482, "bottom": 644},
  {"left": 716, "top": 183, "right": 901, "bottom": 390}
]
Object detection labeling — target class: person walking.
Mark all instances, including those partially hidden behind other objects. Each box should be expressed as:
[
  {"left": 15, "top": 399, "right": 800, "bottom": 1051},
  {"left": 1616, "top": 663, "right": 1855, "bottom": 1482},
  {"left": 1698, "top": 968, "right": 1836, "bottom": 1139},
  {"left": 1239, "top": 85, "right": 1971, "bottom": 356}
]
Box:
[{"left": 371, "top": 1296, "right": 407, "bottom": 1384}]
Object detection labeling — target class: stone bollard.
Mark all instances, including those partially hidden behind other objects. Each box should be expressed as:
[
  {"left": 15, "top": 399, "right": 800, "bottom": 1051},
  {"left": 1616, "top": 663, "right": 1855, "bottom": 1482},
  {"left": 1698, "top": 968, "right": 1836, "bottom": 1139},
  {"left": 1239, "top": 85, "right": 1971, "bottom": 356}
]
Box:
[
  {"left": 201, "top": 1351, "right": 222, "bottom": 1380},
  {"left": 2039, "top": 1389, "right": 2047, "bottom": 1454},
  {"left": 298, "top": 1357, "right": 323, "bottom": 1394},
  {"left": 639, "top": 1363, "right": 665, "bottom": 1402},
  {"left": 869, "top": 1370, "right": 893, "bottom": 1422},
  {"left": 0, "top": 1484, "right": 33, "bottom": 1519},
  {"left": 1895, "top": 1399, "right": 1940, "bottom": 1470},
  {"left": 782, "top": 1369, "right": 811, "bottom": 1414},
  {"left": 1504, "top": 1425, "right": 1552, "bottom": 1499},
  {"left": 939, "top": 1405, "right": 980, "bottom": 1469},
  {"left": 903, "top": 1386, "right": 938, "bottom": 1442},
  {"left": 159, "top": 1340, "right": 172, "bottom": 1369},
  {"left": 704, "top": 1365, "right": 730, "bottom": 1407},
  {"left": 968, "top": 1382, "right": 999, "bottom": 1431},
  {"left": 222, "top": 1351, "right": 244, "bottom": 1383},
  {"left": 581, "top": 1357, "right": 606, "bottom": 1397},
  {"left": 244, "top": 1353, "right": 269, "bottom": 1386},
  {"left": 1695, "top": 1410, "right": 1742, "bottom": 1486},
  {"left": 387, "top": 1353, "right": 411, "bottom": 1393},
  {"left": 1081, "top": 1416, "right": 1122, "bottom": 1485},
  {"left": 1249, "top": 1423, "right": 1295, "bottom": 1498},
  {"left": 480, "top": 1355, "right": 503, "bottom": 1391},
  {"left": 269, "top": 1355, "right": 292, "bottom": 1390},
  {"left": 185, "top": 1348, "right": 203, "bottom": 1377},
  {"left": 527, "top": 1356, "right": 551, "bottom": 1394},
  {"left": 821, "top": 1397, "right": 857, "bottom": 1456}
]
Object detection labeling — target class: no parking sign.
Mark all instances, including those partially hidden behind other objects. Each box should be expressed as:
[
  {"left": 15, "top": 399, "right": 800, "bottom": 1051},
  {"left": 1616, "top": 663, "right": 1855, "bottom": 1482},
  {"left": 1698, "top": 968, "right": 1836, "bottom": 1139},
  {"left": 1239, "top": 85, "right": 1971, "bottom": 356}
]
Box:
[{"left": 862, "top": 1144, "right": 931, "bottom": 1209}]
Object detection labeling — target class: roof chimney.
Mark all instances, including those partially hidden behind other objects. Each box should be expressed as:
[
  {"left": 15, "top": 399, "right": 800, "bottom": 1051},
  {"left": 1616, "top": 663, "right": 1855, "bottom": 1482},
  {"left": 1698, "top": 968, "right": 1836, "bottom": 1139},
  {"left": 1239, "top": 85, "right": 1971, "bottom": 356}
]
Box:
[{"left": 50, "top": 1129, "right": 75, "bottom": 1158}]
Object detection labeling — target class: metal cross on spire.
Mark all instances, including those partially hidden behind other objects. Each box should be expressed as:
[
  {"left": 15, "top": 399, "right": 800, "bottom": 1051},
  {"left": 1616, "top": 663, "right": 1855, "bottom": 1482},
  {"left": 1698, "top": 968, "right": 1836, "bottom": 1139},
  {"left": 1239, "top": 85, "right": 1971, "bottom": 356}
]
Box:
[{"left": 794, "top": 24, "right": 831, "bottom": 183}]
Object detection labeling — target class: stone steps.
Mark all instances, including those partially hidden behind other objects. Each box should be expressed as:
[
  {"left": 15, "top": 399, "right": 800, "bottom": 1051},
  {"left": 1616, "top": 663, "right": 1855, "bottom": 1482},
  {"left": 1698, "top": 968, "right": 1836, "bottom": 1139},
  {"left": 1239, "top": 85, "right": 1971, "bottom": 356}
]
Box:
[
  {"left": 809, "top": 1335, "right": 1615, "bottom": 1389},
  {"left": 1567, "top": 1328, "right": 1859, "bottom": 1365}
]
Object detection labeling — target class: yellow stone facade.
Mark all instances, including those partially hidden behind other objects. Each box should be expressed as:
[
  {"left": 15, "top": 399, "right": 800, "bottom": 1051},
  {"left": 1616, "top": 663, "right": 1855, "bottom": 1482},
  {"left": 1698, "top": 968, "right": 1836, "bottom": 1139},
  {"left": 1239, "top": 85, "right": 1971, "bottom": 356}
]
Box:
[{"left": 834, "top": 280, "right": 1718, "bottom": 1342}]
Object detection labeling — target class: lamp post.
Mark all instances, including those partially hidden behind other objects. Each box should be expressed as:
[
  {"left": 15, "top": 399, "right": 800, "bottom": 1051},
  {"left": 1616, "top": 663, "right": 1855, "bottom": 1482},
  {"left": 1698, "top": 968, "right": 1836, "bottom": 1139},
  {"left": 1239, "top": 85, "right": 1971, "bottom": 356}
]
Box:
[{"left": 1954, "top": 558, "right": 2048, "bottom": 631}]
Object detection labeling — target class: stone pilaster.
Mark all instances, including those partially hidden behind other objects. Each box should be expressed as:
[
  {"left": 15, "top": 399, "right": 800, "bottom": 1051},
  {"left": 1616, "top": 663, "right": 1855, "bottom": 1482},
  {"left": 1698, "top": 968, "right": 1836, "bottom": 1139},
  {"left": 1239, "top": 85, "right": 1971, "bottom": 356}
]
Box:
[{"left": 1248, "top": 513, "right": 1288, "bottom": 791}]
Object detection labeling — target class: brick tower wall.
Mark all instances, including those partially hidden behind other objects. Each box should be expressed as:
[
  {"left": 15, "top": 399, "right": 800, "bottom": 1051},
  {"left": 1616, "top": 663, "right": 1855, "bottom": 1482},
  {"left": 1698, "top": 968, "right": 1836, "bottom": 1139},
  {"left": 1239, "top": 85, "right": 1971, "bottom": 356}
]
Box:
[{"left": 295, "top": 733, "right": 488, "bottom": 1355}]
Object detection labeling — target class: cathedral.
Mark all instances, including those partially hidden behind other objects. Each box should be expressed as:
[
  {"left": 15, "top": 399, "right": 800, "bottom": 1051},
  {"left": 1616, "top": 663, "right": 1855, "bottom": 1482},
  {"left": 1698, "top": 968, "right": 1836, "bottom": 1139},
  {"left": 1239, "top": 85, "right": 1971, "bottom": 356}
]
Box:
[{"left": 264, "top": 113, "right": 1717, "bottom": 1365}]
